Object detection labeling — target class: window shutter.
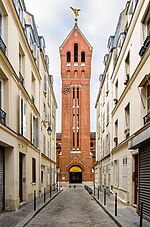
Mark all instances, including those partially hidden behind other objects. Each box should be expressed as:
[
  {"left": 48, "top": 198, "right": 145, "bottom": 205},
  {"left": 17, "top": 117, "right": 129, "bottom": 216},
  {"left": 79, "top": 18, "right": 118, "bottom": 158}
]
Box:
[
  {"left": 36, "top": 118, "right": 39, "bottom": 148},
  {"left": 31, "top": 112, "right": 34, "bottom": 144},
  {"left": 23, "top": 102, "right": 27, "bottom": 136},
  {"left": 19, "top": 90, "right": 21, "bottom": 134}
]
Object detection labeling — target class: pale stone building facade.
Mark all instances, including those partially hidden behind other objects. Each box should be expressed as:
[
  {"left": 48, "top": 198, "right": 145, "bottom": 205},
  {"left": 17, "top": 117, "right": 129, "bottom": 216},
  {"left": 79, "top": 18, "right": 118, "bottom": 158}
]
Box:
[
  {"left": 0, "top": 0, "right": 57, "bottom": 212},
  {"left": 95, "top": 0, "right": 150, "bottom": 221}
]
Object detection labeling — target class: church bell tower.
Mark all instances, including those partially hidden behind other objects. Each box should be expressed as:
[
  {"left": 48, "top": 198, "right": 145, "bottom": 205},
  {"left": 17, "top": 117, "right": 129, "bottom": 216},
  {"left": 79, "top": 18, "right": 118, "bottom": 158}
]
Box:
[{"left": 59, "top": 8, "right": 93, "bottom": 185}]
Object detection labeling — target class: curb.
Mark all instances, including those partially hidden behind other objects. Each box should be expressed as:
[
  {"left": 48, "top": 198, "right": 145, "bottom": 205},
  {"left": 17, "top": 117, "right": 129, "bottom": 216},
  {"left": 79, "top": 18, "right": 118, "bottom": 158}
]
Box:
[
  {"left": 92, "top": 195, "right": 122, "bottom": 227},
  {"left": 15, "top": 189, "right": 63, "bottom": 227}
]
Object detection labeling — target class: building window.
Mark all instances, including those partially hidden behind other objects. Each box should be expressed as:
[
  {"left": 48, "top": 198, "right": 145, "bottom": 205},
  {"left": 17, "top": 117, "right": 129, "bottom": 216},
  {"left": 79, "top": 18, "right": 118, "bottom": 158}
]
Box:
[
  {"left": 74, "top": 43, "right": 78, "bottom": 63},
  {"left": 147, "top": 84, "right": 150, "bottom": 113},
  {"left": 124, "top": 103, "right": 130, "bottom": 138},
  {"left": 114, "top": 159, "right": 119, "bottom": 187},
  {"left": 0, "top": 13, "right": 2, "bottom": 37},
  {"left": 19, "top": 95, "right": 26, "bottom": 137},
  {"left": 115, "top": 79, "right": 118, "bottom": 100},
  {"left": 43, "top": 135, "right": 46, "bottom": 154},
  {"left": 67, "top": 51, "right": 71, "bottom": 63},
  {"left": 81, "top": 51, "right": 85, "bottom": 63},
  {"left": 114, "top": 120, "right": 118, "bottom": 146},
  {"left": 0, "top": 80, "right": 3, "bottom": 109},
  {"left": 106, "top": 102, "right": 109, "bottom": 126},
  {"left": 142, "top": 8, "right": 150, "bottom": 39},
  {"left": 31, "top": 114, "right": 39, "bottom": 147},
  {"left": 32, "top": 158, "right": 36, "bottom": 183},
  {"left": 125, "top": 52, "right": 130, "bottom": 81},
  {"left": 43, "top": 73, "right": 47, "bottom": 93},
  {"left": 122, "top": 157, "right": 128, "bottom": 190},
  {"left": 102, "top": 112, "right": 105, "bottom": 132}
]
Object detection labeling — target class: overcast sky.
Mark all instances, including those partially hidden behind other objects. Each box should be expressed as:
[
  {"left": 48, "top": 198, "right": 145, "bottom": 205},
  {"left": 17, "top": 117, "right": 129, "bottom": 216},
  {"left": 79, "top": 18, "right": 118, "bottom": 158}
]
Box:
[{"left": 25, "top": 0, "right": 126, "bottom": 132}]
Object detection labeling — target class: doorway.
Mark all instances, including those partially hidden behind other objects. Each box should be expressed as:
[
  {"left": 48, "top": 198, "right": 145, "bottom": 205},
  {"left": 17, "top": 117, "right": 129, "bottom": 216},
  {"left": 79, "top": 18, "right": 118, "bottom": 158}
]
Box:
[
  {"left": 0, "top": 146, "right": 4, "bottom": 212},
  {"left": 134, "top": 154, "right": 138, "bottom": 205},
  {"left": 69, "top": 166, "right": 82, "bottom": 183},
  {"left": 19, "top": 153, "right": 25, "bottom": 203}
]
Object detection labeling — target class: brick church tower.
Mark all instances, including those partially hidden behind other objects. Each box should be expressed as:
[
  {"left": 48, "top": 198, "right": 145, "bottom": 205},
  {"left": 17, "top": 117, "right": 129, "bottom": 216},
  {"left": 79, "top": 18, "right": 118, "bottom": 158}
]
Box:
[{"left": 59, "top": 19, "right": 93, "bottom": 185}]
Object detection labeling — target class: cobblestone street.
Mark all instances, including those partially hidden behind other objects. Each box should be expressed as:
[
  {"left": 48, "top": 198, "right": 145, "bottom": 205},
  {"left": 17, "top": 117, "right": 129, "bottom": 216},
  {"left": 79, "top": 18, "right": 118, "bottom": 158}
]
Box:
[{"left": 26, "top": 187, "right": 117, "bottom": 227}]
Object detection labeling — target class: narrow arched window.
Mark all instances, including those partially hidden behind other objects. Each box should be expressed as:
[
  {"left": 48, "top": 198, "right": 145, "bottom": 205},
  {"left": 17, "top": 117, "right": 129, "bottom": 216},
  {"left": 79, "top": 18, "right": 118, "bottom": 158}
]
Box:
[
  {"left": 67, "top": 51, "right": 71, "bottom": 63},
  {"left": 81, "top": 52, "right": 85, "bottom": 63},
  {"left": 74, "top": 43, "right": 78, "bottom": 63}
]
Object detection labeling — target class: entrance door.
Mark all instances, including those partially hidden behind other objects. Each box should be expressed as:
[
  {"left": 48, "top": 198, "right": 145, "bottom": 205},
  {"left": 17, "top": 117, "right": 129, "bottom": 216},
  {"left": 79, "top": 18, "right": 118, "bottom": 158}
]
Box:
[
  {"left": 0, "top": 147, "right": 4, "bottom": 212},
  {"left": 19, "top": 153, "right": 23, "bottom": 202},
  {"left": 69, "top": 166, "right": 82, "bottom": 183},
  {"left": 134, "top": 154, "right": 138, "bottom": 205},
  {"left": 70, "top": 172, "right": 82, "bottom": 183}
]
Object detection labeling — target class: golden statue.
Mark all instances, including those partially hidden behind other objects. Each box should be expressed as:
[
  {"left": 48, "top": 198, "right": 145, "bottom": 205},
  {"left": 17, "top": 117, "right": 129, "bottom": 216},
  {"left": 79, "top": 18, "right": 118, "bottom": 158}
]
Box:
[{"left": 70, "top": 7, "right": 81, "bottom": 23}]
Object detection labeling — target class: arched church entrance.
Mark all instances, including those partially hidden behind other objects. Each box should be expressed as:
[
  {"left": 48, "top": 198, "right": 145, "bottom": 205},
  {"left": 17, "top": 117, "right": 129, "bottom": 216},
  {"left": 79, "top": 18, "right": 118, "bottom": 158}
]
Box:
[{"left": 69, "top": 166, "right": 82, "bottom": 183}]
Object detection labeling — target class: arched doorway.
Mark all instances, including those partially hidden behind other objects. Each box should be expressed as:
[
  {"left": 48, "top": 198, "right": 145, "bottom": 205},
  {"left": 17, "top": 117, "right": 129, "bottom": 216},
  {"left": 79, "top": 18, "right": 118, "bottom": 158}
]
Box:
[{"left": 69, "top": 166, "right": 82, "bottom": 183}]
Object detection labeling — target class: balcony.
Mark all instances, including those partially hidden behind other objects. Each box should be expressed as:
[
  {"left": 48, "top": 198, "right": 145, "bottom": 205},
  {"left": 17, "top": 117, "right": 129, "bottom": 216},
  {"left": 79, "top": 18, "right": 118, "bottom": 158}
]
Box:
[
  {"left": 0, "top": 37, "right": 6, "bottom": 55},
  {"left": 143, "top": 112, "right": 150, "bottom": 125},
  {"left": 139, "top": 36, "right": 150, "bottom": 57},
  {"left": 0, "top": 108, "right": 6, "bottom": 125},
  {"left": 19, "top": 72, "right": 24, "bottom": 86}
]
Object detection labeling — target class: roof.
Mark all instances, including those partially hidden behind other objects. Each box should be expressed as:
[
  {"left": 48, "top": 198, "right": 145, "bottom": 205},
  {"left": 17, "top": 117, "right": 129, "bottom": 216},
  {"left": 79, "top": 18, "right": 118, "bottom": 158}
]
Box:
[{"left": 59, "top": 24, "right": 93, "bottom": 50}]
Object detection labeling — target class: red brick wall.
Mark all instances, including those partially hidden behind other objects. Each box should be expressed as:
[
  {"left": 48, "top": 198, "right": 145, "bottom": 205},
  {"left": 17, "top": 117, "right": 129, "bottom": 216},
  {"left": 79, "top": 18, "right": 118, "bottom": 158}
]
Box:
[{"left": 59, "top": 25, "right": 93, "bottom": 183}]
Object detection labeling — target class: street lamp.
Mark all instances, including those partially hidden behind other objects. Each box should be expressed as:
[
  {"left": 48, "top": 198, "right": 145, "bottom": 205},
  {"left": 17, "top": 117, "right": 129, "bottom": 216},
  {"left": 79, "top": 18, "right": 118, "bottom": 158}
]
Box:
[{"left": 41, "top": 120, "right": 52, "bottom": 135}]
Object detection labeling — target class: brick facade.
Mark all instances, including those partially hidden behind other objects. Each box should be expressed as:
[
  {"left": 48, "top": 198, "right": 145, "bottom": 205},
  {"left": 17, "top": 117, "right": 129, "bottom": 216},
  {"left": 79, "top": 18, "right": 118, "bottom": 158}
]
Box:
[{"left": 58, "top": 24, "right": 93, "bottom": 185}]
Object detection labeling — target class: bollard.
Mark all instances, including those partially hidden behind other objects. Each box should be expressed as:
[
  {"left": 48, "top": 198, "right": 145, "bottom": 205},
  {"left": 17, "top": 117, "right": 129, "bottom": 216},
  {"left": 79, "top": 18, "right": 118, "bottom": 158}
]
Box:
[
  {"left": 140, "top": 202, "right": 143, "bottom": 227},
  {"left": 98, "top": 186, "right": 100, "bottom": 200},
  {"left": 50, "top": 185, "right": 52, "bottom": 198},
  {"left": 44, "top": 187, "right": 46, "bottom": 203},
  {"left": 34, "top": 190, "right": 36, "bottom": 211},
  {"left": 94, "top": 184, "right": 95, "bottom": 196},
  {"left": 115, "top": 193, "right": 117, "bottom": 216},
  {"left": 104, "top": 187, "right": 106, "bottom": 206}
]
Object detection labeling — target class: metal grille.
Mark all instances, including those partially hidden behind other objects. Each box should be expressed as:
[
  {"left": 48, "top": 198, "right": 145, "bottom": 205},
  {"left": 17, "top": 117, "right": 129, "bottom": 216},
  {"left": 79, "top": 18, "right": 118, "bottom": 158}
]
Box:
[
  {"left": 139, "top": 145, "right": 150, "bottom": 221},
  {"left": 0, "top": 148, "right": 4, "bottom": 212}
]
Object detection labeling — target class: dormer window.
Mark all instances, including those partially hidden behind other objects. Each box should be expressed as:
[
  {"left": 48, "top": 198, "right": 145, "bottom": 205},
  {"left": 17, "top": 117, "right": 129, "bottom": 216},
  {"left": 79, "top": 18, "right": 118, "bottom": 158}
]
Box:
[
  {"left": 74, "top": 43, "right": 78, "bottom": 65},
  {"left": 67, "top": 51, "right": 71, "bottom": 66}
]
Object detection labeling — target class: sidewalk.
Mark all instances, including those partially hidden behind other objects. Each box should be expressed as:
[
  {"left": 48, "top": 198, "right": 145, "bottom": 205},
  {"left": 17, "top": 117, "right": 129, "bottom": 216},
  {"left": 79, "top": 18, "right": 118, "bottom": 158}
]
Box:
[
  {"left": 0, "top": 188, "right": 63, "bottom": 227},
  {"left": 90, "top": 187, "right": 150, "bottom": 227}
]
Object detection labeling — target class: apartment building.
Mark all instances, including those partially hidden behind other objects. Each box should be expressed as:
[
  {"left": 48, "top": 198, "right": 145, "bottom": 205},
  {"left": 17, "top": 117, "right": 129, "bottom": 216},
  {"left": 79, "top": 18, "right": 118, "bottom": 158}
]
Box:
[
  {"left": 95, "top": 0, "right": 150, "bottom": 221},
  {"left": 0, "top": 0, "right": 57, "bottom": 212}
]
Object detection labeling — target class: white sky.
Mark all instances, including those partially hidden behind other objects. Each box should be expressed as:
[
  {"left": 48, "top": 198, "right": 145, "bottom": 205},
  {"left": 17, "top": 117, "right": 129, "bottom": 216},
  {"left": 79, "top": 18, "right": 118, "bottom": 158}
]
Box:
[{"left": 25, "top": 0, "right": 126, "bottom": 132}]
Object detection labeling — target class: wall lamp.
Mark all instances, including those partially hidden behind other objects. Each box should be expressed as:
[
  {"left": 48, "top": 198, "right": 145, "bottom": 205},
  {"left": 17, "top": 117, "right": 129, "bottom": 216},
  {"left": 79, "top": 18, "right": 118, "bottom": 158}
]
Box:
[{"left": 41, "top": 120, "right": 52, "bottom": 135}]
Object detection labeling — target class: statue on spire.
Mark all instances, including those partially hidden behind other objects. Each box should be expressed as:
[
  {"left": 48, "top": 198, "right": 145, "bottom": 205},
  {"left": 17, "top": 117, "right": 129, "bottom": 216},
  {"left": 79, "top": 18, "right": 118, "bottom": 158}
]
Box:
[{"left": 70, "top": 7, "right": 81, "bottom": 24}]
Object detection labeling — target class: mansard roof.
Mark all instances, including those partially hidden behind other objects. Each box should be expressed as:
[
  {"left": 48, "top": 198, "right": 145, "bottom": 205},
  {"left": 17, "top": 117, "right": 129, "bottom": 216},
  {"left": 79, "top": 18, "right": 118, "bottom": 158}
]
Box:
[{"left": 59, "top": 24, "right": 93, "bottom": 50}]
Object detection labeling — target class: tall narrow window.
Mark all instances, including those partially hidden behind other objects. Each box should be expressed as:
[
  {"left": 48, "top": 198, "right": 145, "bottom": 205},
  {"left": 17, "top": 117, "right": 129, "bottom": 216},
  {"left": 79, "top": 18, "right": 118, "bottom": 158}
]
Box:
[
  {"left": 147, "top": 85, "right": 150, "bottom": 113},
  {"left": 0, "top": 13, "right": 2, "bottom": 37},
  {"left": 125, "top": 52, "right": 130, "bottom": 79},
  {"left": 81, "top": 51, "right": 85, "bottom": 63},
  {"left": 74, "top": 43, "right": 78, "bottom": 63},
  {"left": 73, "top": 132, "right": 75, "bottom": 147},
  {"left": 0, "top": 80, "right": 2, "bottom": 109},
  {"left": 124, "top": 103, "right": 130, "bottom": 138},
  {"left": 67, "top": 51, "right": 71, "bottom": 63},
  {"left": 32, "top": 158, "right": 36, "bottom": 183}
]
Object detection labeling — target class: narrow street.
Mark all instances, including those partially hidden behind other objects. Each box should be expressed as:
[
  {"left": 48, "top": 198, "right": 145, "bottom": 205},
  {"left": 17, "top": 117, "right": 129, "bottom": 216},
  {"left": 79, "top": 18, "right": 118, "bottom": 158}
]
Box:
[{"left": 26, "top": 187, "right": 117, "bottom": 227}]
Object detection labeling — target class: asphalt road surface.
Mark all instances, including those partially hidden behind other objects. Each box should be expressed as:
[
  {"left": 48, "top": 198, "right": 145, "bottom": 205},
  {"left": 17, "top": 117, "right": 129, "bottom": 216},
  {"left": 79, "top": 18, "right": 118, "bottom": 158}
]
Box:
[{"left": 26, "top": 187, "right": 117, "bottom": 227}]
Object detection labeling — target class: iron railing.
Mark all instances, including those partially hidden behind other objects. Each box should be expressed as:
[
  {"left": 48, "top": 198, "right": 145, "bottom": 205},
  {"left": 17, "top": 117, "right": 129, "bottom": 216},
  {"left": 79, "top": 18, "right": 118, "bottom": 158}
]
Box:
[
  {"left": 19, "top": 72, "right": 24, "bottom": 86},
  {"left": 0, "top": 37, "right": 6, "bottom": 54},
  {"left": 0, "top": 108, "right": 6, "bottom": 125},
  {"left": 143, "top": 112, "right": 150, "bottom": 125}
]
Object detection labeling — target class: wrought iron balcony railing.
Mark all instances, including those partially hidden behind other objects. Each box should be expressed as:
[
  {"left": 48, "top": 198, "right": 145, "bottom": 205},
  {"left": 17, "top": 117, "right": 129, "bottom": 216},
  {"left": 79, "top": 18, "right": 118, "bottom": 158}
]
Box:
[
  {"left": 19, "top": 72, "right": 24, "bottom": 86},
  {"left": 143, "top": 112, "right": 150, "bottom": 125},
  {"left": 0, "top": 108, "right": 6, "bottom": 125},
  {"left": 0, "top": 37, "right": 6, "bottom": 54}
]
